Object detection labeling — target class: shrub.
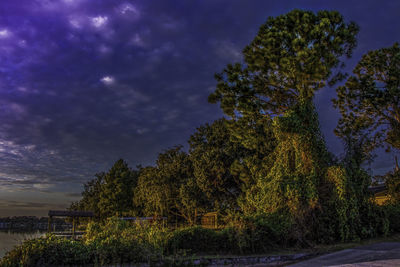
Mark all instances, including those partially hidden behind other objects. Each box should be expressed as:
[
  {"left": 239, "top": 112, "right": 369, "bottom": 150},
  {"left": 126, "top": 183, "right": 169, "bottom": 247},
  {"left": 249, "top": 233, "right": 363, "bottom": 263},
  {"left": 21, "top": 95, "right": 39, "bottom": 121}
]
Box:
[
  {"left": 217, "top": 227, "right": 242, "bottom": 253},
  {"left": 84, "top": 217, "right": 166, "bottom": 264},
  {"left": 165, "top": 226, "right": 221, "bottom": 254},
  {"left": 245, "top": 212, "right": 294, "bottom": 251},
  {"left": 384, "top": 204, "right": 400, "bottom": 233},
  {"left": 164, "top": 214, "right": 294, "bottom": 256},
  {"left": 0, "top": 235, "right": 92, "bottom": 267},
  {"left": 0, "top": 218, "right": 168, "bottom": 267},
  {"left": 88, "top": 234, "right": 151, "bottom": 265}
]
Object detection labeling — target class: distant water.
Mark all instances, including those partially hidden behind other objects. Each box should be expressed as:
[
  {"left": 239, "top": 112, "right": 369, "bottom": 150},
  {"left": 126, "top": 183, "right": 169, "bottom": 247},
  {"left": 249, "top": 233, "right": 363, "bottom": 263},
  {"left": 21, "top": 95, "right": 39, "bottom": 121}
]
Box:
[{"left": 0, "top": 231, "right": 44, "bottom": 258}]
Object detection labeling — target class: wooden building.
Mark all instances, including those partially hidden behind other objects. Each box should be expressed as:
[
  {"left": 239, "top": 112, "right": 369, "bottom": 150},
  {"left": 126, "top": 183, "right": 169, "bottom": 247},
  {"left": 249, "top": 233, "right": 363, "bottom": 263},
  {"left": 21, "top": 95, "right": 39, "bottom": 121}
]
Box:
[{"left": 369, "top": 185, "right": 389, "bottom": 205}]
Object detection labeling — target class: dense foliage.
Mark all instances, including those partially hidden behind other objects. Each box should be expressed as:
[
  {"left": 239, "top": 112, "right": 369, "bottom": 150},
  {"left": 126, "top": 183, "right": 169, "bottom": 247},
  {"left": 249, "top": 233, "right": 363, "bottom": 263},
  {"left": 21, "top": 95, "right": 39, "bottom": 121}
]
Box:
[
  {"left": 70, "top": 159, "right": 140, "bottom": 219},
  {"left": 0, "top": 235, "right": 92, "bottom": 267},
  {"left": 334, "top": 43, "right": 400, "bottom": 152},
  {"left": 209, "top": 9, "right": 358, "bottom": 117},
  {"left": 189, "top": 119, "right": 252, "bottom": 214},
  {"left": 0, "top": 216, "right": 300, "bottom": 266},
  {"left": 0, "top": 219, "right": 164, "bottom": 266},
  {"left": 133, "top": 146, "right": 204, "bottom": 224},
  {"left": 41, "top": 9, "right": 400, "bottom": 266}
]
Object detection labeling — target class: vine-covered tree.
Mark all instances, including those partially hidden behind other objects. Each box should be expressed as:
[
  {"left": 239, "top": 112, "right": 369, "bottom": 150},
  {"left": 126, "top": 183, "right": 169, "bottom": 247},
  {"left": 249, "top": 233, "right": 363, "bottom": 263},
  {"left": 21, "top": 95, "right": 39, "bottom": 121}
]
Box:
[
  {"left": 240, "top": 103, "right": 332, "bottom": 222},
  {"left": 334, "top": 43, "right": 400, "bottom": 152},
  {"left": 134, "top": 146, "right": 205, "bottom": 224},
  {"left": 209, "top": 10, "right": 362, "bottom": 241}
]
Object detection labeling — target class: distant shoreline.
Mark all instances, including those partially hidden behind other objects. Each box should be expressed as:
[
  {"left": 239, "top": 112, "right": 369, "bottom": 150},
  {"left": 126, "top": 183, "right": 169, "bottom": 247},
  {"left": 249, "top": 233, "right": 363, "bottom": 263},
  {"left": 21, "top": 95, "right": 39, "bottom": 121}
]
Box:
[{"left": 0, "top": 216, "right": 71, "bottom": 231}]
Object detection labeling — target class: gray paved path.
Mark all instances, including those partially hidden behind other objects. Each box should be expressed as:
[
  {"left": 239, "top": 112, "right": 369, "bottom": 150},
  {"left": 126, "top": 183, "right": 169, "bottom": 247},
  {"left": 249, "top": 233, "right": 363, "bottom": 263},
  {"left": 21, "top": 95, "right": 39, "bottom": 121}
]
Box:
[{"left": 289, "top": 242, "right": 400, "bottom": 267}]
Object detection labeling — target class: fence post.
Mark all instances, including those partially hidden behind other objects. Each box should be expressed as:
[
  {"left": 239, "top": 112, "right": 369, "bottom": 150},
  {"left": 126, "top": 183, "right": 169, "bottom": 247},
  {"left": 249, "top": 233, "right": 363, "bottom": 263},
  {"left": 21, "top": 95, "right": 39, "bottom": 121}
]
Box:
[
  {"left": 48, "top": 216, "right": 52, "bottom": 233},
  {"left": 72, "top": 217, "right": 75, "bottom": 239}
]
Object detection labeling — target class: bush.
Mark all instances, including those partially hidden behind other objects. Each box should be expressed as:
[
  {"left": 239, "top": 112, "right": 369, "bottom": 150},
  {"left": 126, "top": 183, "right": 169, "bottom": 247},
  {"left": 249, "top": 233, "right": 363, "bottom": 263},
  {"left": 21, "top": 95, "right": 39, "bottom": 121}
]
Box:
[
  {"left": 219, "top": 212, "right": 296, "bottom": 254},
  {"left": 217, "top": 227, "right": 242, "bottom": 252},
  {"left": 165, "top": 226, "right": 221, "bottom": 254},
  {"left": 0, "top": 235, "right": 92, "bottom": 267},
  {"left": 0, "top": 234, "right": 154, "bottom": 267},
  {"left": 245, "top": 212, "right": 295, "bottom": 251},
  {"left": 0, "top": 218, "right": 167, "bottom": 267},
  {"left": 384, "top": 204, "right": 400, "bottom": 233},
  {"left": 164, "top": 213, "right": 294, "bottom": 256},
  {"left": 88, "top": 234, "right": 150, "bottom": 265},
  {"left": 84, "top": 217, "right": 166, "bottom": 264}
]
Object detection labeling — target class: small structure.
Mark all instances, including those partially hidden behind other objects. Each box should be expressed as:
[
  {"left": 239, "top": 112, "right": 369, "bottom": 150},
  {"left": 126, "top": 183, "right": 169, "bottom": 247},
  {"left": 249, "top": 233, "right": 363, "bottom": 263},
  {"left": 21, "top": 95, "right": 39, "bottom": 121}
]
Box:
[
  {"left": 48, "top": 210, "right": 93, "bottom": 238},
  {"left": 369, "top": 185, "right": 389, "bottom": 205},
  {"left": 201, "top": 212, "right": 218, "bottom": 229}
]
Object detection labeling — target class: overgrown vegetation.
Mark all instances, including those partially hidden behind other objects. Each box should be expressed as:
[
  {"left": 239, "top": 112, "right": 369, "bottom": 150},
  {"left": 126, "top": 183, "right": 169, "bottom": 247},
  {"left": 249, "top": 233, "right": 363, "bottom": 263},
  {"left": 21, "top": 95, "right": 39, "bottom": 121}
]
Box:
[
  {"left": 2, "top": 9, "right": 399, "bottom": 266},
  {"left": 0, "top": 215, "right": 307, "bottom": 266}
]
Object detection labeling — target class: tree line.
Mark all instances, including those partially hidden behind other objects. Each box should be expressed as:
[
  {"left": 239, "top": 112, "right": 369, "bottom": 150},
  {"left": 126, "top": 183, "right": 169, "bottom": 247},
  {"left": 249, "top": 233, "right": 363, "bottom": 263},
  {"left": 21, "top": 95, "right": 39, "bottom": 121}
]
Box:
[{"left": 71, "top": 9, "right": 400, "bottom": 242}]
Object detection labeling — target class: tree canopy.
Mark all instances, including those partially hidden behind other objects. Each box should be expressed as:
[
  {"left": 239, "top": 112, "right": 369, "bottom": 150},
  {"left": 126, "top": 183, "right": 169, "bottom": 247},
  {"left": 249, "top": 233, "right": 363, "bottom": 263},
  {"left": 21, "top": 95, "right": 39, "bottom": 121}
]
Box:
[
  {"left": 189, "top": 119, "right": 249, "bottom": 212},
  {"left": 334, "top": 43, "right": 400, "bottom": 152},
  {"left": 134, "top": 146, "right": 205, "bottom": 224},
  {"left": 71, "top": 159, "right": 139, "bottom": 219},
  {"left": 209, "top": 9, "right": 359, "bottom": 117},
  {"left": 69, "top": 9, "right": 399, "bottom": 244},
  {"left": 70, "top": 172, "right": 105, "bottom": 219},
  {"left": 98, "top": 159, "right": 139, "bottom": 218},
  {"left": 208, "top": 10, "right": 373, "bottom": 241}
]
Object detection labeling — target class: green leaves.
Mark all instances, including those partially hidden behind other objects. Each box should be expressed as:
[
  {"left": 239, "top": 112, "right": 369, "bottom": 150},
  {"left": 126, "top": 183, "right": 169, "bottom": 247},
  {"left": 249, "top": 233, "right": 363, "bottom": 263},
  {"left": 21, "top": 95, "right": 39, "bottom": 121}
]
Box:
[
  {"left": 0, "top": 236, "right": 93, "bottom": 266},
  {"left": 71, "top": 159, "right": 140, "bottom": 220},
  {"left": 334, "top": 43, "right": 400, "bottom": 153},
  {"left": 210, "top": 10, "right": 359, "bottom": 117},
  {"left": 65, "top": 9, "right": 397, "bottom": 246},
  {"left": 98, "top": 159, "right": 139, "bottom": 218},
  {"left": 241, "top": 102, "right": 330, "bottom": 221},
  {"left": 189, "top": 119, "right": 249, "bottom": 212},
  {"left": 134, "top": 146, "right": 204, "bottom": 224}
]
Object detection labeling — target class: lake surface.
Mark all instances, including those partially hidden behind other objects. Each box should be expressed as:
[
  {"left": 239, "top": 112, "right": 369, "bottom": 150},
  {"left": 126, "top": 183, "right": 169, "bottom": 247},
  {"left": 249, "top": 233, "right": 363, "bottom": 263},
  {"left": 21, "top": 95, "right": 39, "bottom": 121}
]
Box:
[{"left": 0, "top": 231, "right": 44, "bottom": 258}]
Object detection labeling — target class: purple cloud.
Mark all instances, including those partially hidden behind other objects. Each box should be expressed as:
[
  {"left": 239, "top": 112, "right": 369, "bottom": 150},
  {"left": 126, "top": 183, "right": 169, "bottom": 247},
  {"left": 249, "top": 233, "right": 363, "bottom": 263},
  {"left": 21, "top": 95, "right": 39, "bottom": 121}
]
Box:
[{"left": 0, "top": 0, "right": 399, "bottom": 216}]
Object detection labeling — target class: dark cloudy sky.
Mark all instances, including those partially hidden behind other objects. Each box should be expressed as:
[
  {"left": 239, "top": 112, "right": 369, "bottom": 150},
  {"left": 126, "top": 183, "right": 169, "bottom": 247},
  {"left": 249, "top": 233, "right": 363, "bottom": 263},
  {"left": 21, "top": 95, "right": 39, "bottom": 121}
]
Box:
[{"left": 0, "top": 0, "right": 399, "bottom": 217}]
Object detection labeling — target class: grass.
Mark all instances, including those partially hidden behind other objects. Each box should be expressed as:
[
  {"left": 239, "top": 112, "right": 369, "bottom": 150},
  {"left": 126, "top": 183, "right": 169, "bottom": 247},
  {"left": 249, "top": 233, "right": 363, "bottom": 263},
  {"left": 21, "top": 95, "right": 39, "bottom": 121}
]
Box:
[
  {"left": 165, "top": 233, "right": 400, "bottom": 262},
  {"left": 310, "top": 233, "right": 400, "bottom": 253}
]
